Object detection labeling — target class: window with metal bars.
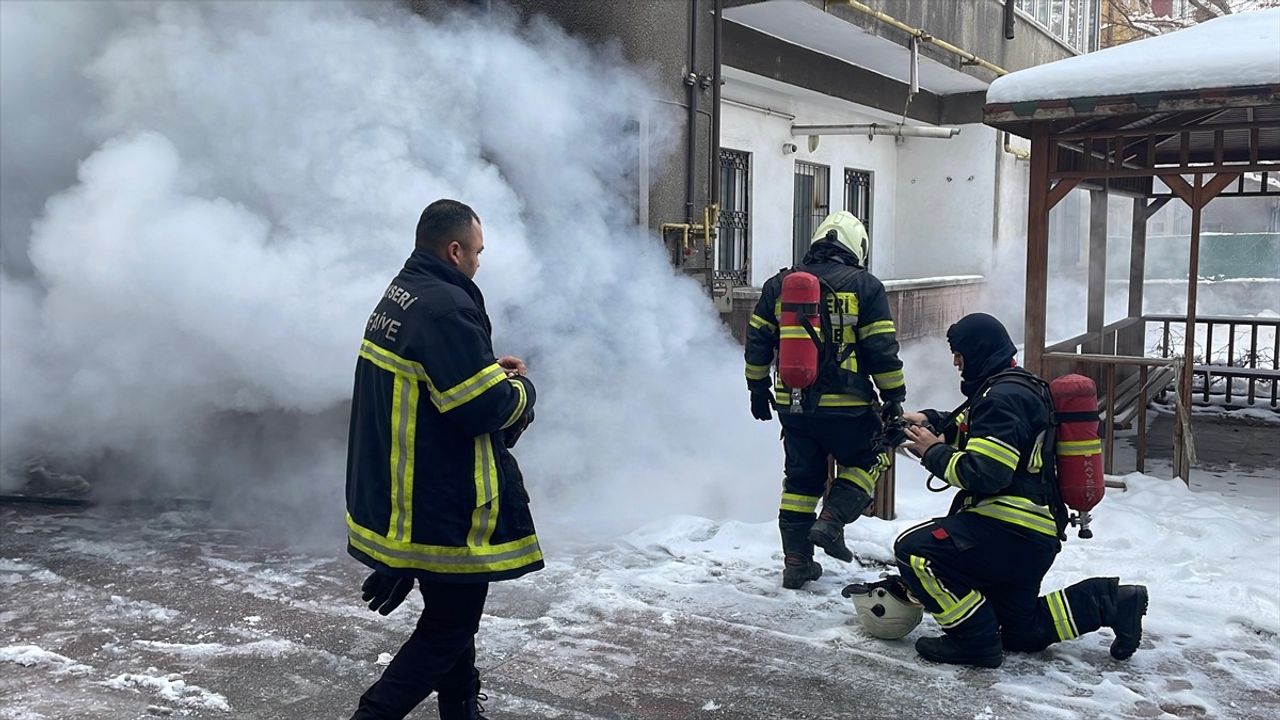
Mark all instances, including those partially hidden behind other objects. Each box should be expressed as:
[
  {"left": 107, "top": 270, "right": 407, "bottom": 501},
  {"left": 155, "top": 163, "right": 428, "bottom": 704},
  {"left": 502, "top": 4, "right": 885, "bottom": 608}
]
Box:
[
  {"left": 843, "top": 168, "right": 873, "bottom": 269},
  {"left": 716, "top": 148, "right": 750, "bottom": 284},
  {"left": 793, "top": 161, "right": 830, "bottom": 264}
]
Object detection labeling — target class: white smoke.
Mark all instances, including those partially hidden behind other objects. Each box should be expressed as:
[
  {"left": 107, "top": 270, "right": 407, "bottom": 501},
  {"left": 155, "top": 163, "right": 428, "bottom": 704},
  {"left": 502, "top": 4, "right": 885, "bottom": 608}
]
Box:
[{"left": 0, "top": 0, "right": 781, "bottom": 543}]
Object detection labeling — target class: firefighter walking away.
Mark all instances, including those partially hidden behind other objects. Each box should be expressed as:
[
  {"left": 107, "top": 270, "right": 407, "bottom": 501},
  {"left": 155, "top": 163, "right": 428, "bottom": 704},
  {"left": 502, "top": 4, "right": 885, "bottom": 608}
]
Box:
[
  {"left": 884, "top": 313, "right": 1148, "bottom": 668},
  {"left": 744, "top": 211, "right": 906, "bottom": 589},
  {"left": 345, "top": 200, "right": 541, "bottom": 719}
]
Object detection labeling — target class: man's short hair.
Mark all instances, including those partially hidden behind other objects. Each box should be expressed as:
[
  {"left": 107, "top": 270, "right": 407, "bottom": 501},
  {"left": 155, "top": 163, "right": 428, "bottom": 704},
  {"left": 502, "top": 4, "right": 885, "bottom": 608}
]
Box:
[{"left": 415, "top": 199, "right": 480, "bottom": 254}]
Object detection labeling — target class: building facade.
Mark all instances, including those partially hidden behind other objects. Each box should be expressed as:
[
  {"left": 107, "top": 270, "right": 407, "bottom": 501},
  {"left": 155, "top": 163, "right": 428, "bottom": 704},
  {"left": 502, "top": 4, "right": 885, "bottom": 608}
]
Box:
[{"left": 437, "top": 0, "right": 1103, "bottom": 343}]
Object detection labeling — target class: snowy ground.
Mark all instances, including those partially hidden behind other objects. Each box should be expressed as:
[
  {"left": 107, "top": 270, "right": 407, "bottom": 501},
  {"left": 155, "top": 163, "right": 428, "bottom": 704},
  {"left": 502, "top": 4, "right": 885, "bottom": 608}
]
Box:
[{"left": 3, "top": 457, "right": 1278, "bottom": 720}]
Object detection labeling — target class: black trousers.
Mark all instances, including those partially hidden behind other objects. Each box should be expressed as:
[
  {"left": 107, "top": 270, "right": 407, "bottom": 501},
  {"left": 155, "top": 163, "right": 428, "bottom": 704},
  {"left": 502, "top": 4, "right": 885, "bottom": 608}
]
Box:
[
  {"left": 894, "top": 512, "right": 1115, "bottom": 651},
  {"left": 778, "top": 412, "right": 884, "bottom": 516},
  {"left": 351, "top": 581, "right": 490, "bottom": 720}
]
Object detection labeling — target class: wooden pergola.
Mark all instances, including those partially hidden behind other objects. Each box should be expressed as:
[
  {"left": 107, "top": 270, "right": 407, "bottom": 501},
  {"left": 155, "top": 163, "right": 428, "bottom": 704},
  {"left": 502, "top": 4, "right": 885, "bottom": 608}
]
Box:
[{"left": 986, "top": 77, "right": 1280, "bottom": 480}]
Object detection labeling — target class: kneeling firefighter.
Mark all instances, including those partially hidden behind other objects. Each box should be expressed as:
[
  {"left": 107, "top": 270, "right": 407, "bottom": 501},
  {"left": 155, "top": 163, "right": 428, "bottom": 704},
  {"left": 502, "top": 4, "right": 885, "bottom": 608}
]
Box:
[
  {"left": 744, "top": 212, "right": 906, "bottom": 589},
  {"left": 878, "top": 313, "right": 1148, "bottom": 668}
]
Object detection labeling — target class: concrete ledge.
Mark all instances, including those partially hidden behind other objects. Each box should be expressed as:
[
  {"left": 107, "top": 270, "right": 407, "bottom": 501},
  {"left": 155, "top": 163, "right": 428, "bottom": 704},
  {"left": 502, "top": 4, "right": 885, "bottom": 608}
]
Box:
[{"left": 883, "top": 274, "right": 985, "bottom": 292}]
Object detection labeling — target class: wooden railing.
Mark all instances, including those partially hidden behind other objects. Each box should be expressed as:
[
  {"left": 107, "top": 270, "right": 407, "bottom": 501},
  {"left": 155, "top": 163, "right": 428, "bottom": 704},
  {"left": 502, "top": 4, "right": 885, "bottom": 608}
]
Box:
[
  {"left": 1046, "top": 314, "right": 1279, "bottom": 409},
  {"left": 1043, "top": 352, "right": 1182, "bottom": 474}
]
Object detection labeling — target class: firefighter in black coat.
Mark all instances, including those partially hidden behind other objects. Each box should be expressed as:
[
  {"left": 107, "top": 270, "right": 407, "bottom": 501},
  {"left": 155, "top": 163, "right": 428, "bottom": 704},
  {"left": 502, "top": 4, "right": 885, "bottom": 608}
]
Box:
[
  {"left": 346, "top": 200, "right": 538, "bottom": 720},
  {"left": 895, "top": 313, "right": 1149, "bottom": 668},
  {"left": 744, "top": 212, "right": 906, "bottom": 589}
]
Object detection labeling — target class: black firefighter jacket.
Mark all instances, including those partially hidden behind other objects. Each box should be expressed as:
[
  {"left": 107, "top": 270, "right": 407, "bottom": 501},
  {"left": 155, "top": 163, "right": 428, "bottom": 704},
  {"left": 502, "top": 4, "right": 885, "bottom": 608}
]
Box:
[
  {"left": 921, "top": 368, "right": 1065, "bottom": 544},
  {"left": 346, "top": 249, "right": 543, "bottom": 583},
  {"left": 744, "top": 241, "right": 906, "bottom": 414}
]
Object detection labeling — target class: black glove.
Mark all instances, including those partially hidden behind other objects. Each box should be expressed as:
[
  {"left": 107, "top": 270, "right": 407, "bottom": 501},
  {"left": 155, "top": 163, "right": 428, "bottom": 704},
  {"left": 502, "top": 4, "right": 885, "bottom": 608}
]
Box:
[
  {"left": 503, "top": 409, "right": 535, "bottom": 448},
  {"left": 361, "top": 570, "right": 413, "bottom": 616},
  {"left": 880, "top": 400, "right": 903, "bottom": 426},
  {"left": 750, "top": 391, "right": 773, "bottom": 421}
]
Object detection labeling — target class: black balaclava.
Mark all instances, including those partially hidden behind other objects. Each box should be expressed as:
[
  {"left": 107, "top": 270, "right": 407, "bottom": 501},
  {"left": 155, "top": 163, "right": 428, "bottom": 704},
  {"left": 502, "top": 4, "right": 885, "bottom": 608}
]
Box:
[{"left": 947, "top": 312, "right": 1017, "bottom": 398}]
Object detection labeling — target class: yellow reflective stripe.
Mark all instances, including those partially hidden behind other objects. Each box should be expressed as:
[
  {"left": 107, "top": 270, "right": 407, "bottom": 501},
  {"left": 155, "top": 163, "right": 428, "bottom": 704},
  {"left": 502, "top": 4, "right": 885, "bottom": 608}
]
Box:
[
  {"left": 347, "top": 514, "right": 542, "bottom": 574},
  {"left": 840, "top": 353, "right": 858, "bottom": 373},
  {"left": 470, "top": 436, "right": 500, "bottom": 546},
  {"left": 779, "top": 326, "right": 821, "bottom": 340},
  {"left": 856, "top": 320, "right": 896, "bottom": 340},
  {"left": 499, "top": 378, "right": 527, "bottom": 430},
  {"left": 1046, "top": 589, "right": 1079, "bottom": 641},
  {"left": 360, "top": 340, "right": 429, "bottom": 382},
  {"left": 387, "top": 376, "right": 420, "bottom": 542},
  {"left": 817, "top": 394, "right": 872, "bottom": 407},
  {"left": 872, "top": 369, "right": 905, "bottom": 390},
  {"left": 965, "top": 497, "right": 1058, "bottom": 537},
  {"left": 910, "top": 555, "right": 960, "bottom": 607},
  {"left": 836, "top": 465, "right": 877, "bottom": 495},
  {"left": 1058, "top": 439, "right": 1103, "bottom": 457},
  {"left": 944, "top": 452, "right": 965, "bottom": 488},
  {"left": 1028, "top": 435, "right": 1045, "bottom": 473},
  {"left": 967, "top": 437, "right": 1020, "bottom": 470},
  {"left": 388, "top": 376, "right": 405, "bottom": 540},
  {"left": 749, "top": 314, "right": 778, "bottom": 332},
  {"left": 780, "top": 492, "right": 820, "bottom": 514},
  {"left": 434, "top": 363, "right": 508, "bottom": 413},
  {"left": 936, "top": 590, "right": 986, "bottom": 629},
  {"left": 745, "top": 363, "right": 770, "bottom": 381}
]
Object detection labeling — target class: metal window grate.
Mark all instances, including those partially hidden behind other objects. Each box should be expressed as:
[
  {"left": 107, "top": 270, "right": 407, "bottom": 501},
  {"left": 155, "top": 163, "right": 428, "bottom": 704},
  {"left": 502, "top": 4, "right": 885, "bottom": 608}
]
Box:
[
  {"left": 793, "top": 161, "right": 830, "bottom": 264},
  {"left": 717, "top": 148, "right": 750, "bottom": 283},
  {"left": 843, "top": 168, "right": 873, "bottom": 270}
]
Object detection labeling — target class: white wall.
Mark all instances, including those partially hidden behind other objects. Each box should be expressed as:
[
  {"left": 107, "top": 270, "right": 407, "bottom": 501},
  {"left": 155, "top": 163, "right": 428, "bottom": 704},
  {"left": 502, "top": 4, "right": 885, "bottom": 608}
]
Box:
[
  {"left": 893, "top": 124, "right": 998, "bottom": 279},
  {"left": 720, "top": 72, "right": 898, "bottom": 284},
  {"left": 721, "top": 70, "right": 1012, "bottom": 287}
]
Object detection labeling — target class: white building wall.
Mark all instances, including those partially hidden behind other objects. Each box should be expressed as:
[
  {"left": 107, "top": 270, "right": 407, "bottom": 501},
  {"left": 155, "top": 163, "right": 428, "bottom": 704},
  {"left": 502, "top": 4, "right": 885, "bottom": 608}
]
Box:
[
  {"left": 893, "top": 125, "right": 999, "bottom": 279},
  {"left": 720, "top": 72, "right": 898, "bottom": 285},
  {"left": 721, "top": 70, "right": 1015, "bottom": 287}
]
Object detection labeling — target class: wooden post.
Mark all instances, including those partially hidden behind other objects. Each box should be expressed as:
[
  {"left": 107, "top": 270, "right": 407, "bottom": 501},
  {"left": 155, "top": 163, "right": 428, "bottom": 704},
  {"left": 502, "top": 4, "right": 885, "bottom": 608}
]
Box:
[
  {"left": 1123, "top": 197, "right": 1150, "bottom": 356},
  {"left": 1087, "top": 187, "right": 1109, "bottom": 354},
  {"left": 1025, "top": 123, "right": 1052, "bottom": 376},
  {"left": 874, "top": 457, "right": 895, "bottom": 520},
  {"left": 1176, "top": 174, "right": 1204, "bottom": 483}
]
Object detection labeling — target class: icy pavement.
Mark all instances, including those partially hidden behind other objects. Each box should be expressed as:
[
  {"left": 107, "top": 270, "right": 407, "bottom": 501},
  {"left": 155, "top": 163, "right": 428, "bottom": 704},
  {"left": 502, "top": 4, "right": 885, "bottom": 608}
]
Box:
[{"left": 3, "top": 464, "right": 1279, "bottom": 719}]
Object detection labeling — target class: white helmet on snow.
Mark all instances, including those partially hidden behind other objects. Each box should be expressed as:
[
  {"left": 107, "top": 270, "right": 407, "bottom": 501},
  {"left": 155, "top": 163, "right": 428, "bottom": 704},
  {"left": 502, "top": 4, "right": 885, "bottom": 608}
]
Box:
[
  {"left": 843, "top": 576, "right": 923, "bottom": 640},
  {"left": 811, "top": 211, "right": 868, "bottom": 266}
]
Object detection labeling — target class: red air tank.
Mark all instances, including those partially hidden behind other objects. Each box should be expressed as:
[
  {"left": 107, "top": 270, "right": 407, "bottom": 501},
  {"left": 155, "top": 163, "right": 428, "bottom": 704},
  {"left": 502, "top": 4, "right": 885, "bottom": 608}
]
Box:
[
  {"left": 1051, "top": 373, "right": 1105, "bottom": 515},
  {"left": 778, "top": 271, "right": 822, "bottom": 389}
]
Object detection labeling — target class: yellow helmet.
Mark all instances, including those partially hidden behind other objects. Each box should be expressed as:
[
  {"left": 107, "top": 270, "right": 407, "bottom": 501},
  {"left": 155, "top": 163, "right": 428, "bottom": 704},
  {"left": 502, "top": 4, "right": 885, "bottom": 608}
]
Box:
[{"left": 811, "top": 211, "right": 868, "bottom": 265}]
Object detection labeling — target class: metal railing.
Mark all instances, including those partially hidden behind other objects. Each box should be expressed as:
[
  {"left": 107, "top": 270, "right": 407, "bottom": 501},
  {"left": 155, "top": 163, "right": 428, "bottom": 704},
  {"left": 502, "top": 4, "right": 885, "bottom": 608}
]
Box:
[{"left": 1146, "top": 314, "right": 1279, "bottom": 408}]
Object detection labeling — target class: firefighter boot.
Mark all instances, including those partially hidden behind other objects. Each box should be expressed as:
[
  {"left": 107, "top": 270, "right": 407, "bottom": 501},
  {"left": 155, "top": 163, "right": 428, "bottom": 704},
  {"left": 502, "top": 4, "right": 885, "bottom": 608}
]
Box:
[
  {"left": 1106, "top": 584, "right": 1149, "bottom": 660},
  {"left": 915, "top": 599, "right": 1003, "bottom": 668},
  {"left": 808, "top": 484, "right": 872, "bottom": 563},
  {"left": 780, "top": 517, "right": 822, "bottom": 589},
  {"left": 914, "top": 634, "right": 1004, "bottom": 669},
  {"left": 439, "top": 681, "right": 489, "bottom": 720}
]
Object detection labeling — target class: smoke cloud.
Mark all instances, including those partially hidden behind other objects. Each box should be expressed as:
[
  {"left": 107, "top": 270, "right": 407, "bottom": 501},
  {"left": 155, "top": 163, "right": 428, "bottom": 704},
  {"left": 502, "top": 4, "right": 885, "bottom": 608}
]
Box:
[{"left": 0, "top": 0, "right": 781, "bottom": 544}]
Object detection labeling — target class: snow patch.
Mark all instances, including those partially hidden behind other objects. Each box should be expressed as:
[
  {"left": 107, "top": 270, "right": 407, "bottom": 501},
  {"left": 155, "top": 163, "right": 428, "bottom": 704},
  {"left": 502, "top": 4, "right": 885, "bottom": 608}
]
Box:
[
  {"left": 102, "top": 668, "right": 230, "bottom": 712},
  {"left": 0, "top": 644, "right": 92, "bottom": 675}
]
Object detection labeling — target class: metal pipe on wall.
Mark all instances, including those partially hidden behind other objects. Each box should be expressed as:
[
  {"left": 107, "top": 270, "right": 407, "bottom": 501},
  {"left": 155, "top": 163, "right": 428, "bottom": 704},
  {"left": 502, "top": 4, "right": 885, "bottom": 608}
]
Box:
[
  {"left": 711, "top": 0, "right": 723, "bottom": 215},
  {"left": 791, "top": 123, "right": 961, "bottom": 139},
  {"left": 684, "top": 0, "right": 698, "bottom": 223},
  {"left": 830, "top": 0, "right": 1008, "bottom": 77}
]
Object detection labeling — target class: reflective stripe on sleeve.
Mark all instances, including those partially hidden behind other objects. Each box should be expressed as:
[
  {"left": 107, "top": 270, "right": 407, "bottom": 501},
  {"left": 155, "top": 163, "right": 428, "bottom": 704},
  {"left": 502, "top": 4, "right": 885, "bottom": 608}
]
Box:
[
  {"left": 856, "top": 320, "right": 896, "bottom": 340},
  {"left": 967, "top": 436, "right": 1021, "bottom": 470},
  {"left": 749, "top": 314, "right": 778, "bottom": 332},
  {"left": 871, "top": 369, "right": 905, "bottom": 390},
  {"left": 745, "top": 363, "right": 771, "bottom": 381}
]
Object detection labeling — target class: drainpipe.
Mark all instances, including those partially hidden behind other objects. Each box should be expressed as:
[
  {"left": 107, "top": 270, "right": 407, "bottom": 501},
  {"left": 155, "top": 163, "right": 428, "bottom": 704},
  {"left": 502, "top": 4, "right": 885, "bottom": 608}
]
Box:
[
  {"left": 831, "top": 0, "right": 1008, "bottom": 77},
  {"left": 1003, "top": 131, "right": 1031, "bottom": 160},
  {"left": 710, "top": 0, "right": 722, "bottom": 214},
  {"left": 684, "top": 0, "right": 699, "bottom": 223}
]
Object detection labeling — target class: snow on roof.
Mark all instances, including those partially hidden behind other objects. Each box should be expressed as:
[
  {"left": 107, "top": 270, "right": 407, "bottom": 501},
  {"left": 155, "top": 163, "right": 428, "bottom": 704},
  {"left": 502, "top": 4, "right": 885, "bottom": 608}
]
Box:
[{"left": 988, "top": 8, "right": 1280, "bottom": 105}]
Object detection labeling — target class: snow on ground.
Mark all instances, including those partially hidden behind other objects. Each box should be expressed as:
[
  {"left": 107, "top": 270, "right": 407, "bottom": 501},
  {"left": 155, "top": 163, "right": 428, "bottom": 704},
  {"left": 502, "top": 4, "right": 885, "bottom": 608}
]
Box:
[{"left": 2, "top": 456, "right": 1278, "bottom": 718}]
